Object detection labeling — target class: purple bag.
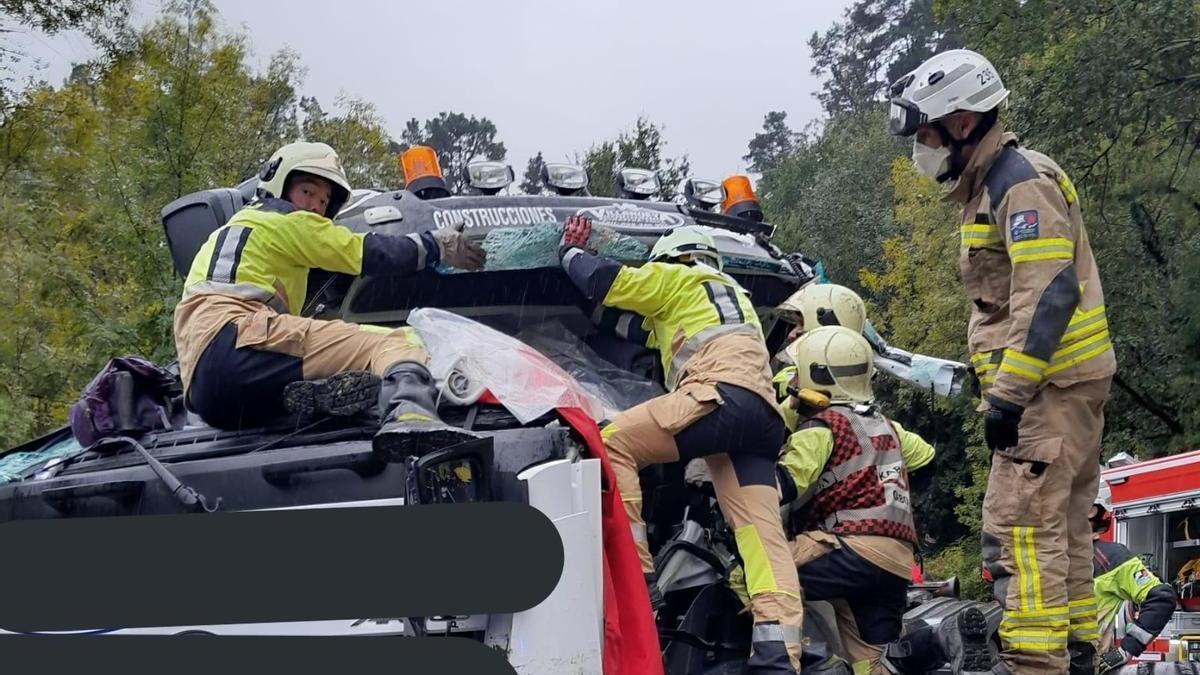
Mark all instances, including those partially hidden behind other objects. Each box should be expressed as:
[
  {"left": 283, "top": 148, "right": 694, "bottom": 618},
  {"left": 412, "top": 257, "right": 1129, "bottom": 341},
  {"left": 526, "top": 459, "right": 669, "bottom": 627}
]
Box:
[{"left": 69, "top": 356, "right": 180, "bottom": 447}]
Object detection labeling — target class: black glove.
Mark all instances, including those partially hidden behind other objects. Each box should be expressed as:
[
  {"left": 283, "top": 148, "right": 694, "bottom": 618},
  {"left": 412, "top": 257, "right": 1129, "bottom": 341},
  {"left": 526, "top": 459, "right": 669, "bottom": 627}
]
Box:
[
  {"left": 1096, "top": 646, "right": 1130, "bottom": 673},
  {"left": 983, "top": 396, "right": 1023, "bottom": 452}
]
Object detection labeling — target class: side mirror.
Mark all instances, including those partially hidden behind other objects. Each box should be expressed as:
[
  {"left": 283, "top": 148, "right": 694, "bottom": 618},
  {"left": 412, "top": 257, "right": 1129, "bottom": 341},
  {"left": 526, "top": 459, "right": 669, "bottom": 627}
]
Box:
[{"left": 406, "top": 438, "right": 494, "bottom": 505}]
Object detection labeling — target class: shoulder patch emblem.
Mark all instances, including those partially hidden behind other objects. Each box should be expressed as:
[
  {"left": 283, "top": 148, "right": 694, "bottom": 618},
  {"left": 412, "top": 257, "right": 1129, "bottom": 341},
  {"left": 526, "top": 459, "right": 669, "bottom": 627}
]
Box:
[{"left": 1009, "top": 210, "right": 1040, "bottom": 242}]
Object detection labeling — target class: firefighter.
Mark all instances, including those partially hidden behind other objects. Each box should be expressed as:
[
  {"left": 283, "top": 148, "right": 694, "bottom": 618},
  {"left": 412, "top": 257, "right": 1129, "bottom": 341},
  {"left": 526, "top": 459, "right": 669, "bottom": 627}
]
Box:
[
  {"left": 771, "top": 325, "right": 946, "bottom": 674},
  {"left": 1090, "top": 482, "right": 1177, "bottom": 673},
  {"left": 173, "top": 141, "right": 486, "bottom": 458},
  {"left": 557, "top": 216, "right": 802, "bottom": 674},
  {"left": 881, "top": 480, "right": 1177, "bottom": 674},
  {"left": 888, "top": 48, "right": 1117, "bottom": 673},
  {"left": 773, "top": 282, "right": 868, "bottom": 396}
]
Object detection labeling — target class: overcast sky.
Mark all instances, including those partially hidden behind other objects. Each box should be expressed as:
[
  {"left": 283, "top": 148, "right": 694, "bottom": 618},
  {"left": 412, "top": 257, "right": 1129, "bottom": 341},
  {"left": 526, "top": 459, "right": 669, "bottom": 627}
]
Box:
[{"left": 16, "top": 0, "right": 853, "bottom": 184}]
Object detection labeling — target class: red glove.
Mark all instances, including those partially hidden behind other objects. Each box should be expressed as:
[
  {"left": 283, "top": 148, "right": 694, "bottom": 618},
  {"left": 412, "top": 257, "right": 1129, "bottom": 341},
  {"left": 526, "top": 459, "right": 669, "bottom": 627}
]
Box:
[{"left": 560, "top": 215, "right": 592, "bottom": 249}]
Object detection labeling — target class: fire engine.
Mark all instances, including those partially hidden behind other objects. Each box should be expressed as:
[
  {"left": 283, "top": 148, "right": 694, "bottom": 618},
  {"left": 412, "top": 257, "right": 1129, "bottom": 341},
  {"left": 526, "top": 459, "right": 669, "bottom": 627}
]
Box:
[{"left": 1103, "top": 449, "right": 1200, "bottom": 663}]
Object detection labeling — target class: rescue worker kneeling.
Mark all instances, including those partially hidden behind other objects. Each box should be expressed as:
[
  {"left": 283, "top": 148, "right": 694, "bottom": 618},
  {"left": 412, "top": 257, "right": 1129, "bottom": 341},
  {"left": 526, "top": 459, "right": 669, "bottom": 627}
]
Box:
[
  {"left": 773, "top": 326, "right": 953, "bottom": 675},
  {"left": 174, "top": 141, "right": 486, "bottom": 458},
  {"left": 557, "top": 216, "right": 802, "bottom": 674}
]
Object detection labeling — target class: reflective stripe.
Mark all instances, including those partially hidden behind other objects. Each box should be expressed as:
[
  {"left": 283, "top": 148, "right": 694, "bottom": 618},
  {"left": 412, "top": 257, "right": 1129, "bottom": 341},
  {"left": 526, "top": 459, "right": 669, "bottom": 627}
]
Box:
[
  {"left": 405, "top": 232, "right": 427, "bottom": 270},
  {"left": 999, "top": 348, "right": 1048, "bottom": 383},
  {"left": 1057, "top": 173, "right": 1078, "bottom": 206},
  {"left": 1009, "top": 237, "right": 1074, "bottom": 264},
  {"left": 751, "top": 622, "right": 801, "bottom": 645},
  {"left": 630, "top": 522, "right": 647, "bottom": 544},
  {"left": 1126, "top": 623, "right": 1154, "bottom": 646},
  {"left": 1062, "top": 304, "right": 1108, "bottom": 343},
  {"left": 615, "top": 313, "right": 634, "bottom": 340},
  {"left": 960, "top": 223, "right": 1003, "bottom": 247},
  {"left": 208, "top": 225, "right": 251, "bottom": 283},
  {"left": 183, "top": 280, "right": 288, "bottom": 313},
  {"left": 703, "top": 280, "right": 744, "bottom": 325},
  {"left": 1013, "top": 526, "right": 1043, "bottom": 611},
  {"left": 667, "top": 323, "right": 760, "bottom": 388},
  {"left": 561, "top": 247, "right": 583, "bottom": 271},
  {"left": 735, "top": 525, "right": 777, "bottom": 597},
  {"left": 1046, "top": 330, "right": 1111, "bottom": 376}
]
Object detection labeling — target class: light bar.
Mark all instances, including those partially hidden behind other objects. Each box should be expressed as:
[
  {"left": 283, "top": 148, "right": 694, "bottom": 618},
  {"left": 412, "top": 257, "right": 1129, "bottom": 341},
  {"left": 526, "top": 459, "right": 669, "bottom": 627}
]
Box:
[
  {"left": 542, "top": 163, "right": 588, "bottom": 196},
  {"left": 683, "top": 178, "right": 725, "bottom": 210},
  {"left": 464, "top": 160, "right": 514, "bottom": 195},
  {"left": 615, "top": 168, "right": 658, "bottom": 200}
]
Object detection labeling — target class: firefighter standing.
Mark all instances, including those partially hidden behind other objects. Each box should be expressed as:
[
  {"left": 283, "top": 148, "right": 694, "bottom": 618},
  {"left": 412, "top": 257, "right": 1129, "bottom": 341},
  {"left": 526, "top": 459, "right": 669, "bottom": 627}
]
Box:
[
  {"left": 174, "top": 141, "right": 486, "bottom": 458},
  {"left": 558, "top": 216, "right": 802, "bottom": 674},
  {"left": 1090, "top": 483, "right": 1177, "bottom": 672},
  {"left": 889, "top": 49, "right": 1117, "bottom": 673},
  {"left": 771, "top": 326, "right": 950, "bottom": 674}
]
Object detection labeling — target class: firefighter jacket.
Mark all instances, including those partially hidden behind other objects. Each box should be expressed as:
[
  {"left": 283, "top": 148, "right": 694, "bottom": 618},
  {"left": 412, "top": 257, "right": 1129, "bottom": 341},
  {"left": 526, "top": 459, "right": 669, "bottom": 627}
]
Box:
[
  {"left": 947, "top": 124, "right": 1116, "bottom": 411},
  {"left": 560, "top": 248, "right": 779, "bottom": 412},
  {"left": 173, "top": 198, "right": 442, "bottom": 389},
  {"left": 776, "top": 405, "right": 933, "bottom": 544},
  {"left": 1093, "top": 540, "right": 1176, "bottom": 657}
]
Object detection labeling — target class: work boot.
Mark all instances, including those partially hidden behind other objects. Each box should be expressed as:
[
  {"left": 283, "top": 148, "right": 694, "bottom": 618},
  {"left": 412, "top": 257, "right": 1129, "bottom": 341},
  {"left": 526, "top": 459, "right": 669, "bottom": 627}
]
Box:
[
  {"left": 881, "top": 621, "right": 945, "bottom": 674},
  {"left": 746, "top": 621, "right": 799, "bottom": 674},
  {"left": 937, "top": 605, "right": 999, "bottom": 673},
  {"left": 283, "top": 371, "right": 381, "bottom": 418},
  {"left": 372, "top": 361, "right": 479, "bottom": 461},
  {"left": 1068, "top": 641, "right": 1096, "bottom": 675}
]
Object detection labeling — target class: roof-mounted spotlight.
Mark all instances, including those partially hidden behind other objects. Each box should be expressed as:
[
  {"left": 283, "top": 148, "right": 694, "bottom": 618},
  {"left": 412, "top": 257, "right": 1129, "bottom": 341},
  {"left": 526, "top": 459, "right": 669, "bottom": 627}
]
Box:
[
  {"left": 401, "top": 146, "right": 450, "bottom": 199},
  {"left": 683, "top": 178, "right": 725, "bottom": 211},
  {"left": 615, "top": 167, "right": 659, "bottom": 201},
  {"left": 541, "top": 162, "right": 589, "bottom": 196},
  {"left": 721, "top": 174, "right": 763, "bottom": 222},
  {"left": 464, "top": 159, "right": 514, "bottom": 195}
]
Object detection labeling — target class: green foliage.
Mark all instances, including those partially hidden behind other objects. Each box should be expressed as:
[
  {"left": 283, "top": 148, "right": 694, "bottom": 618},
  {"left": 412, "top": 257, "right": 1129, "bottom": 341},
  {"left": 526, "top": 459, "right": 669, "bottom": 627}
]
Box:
[
  {"left": 520, "top": 151, "right": 546, "bottom": 195},
  {"left": 922, "top": 537, "right": 990, "bottom": 601},
  {"left": 400, "top": 111, "right": 506, "bottom": 193},
  {"left": 581, "top": 116, "right": 690, "bottom": 200},
  {"left": 743, "top": 111, "right": 797, "bottom": 174},
  {"left": 809, "top": 0, "right": 959, "bottom": 116},
  {"left": 0, "top": 1, "right": 403, "bottom": 448}
]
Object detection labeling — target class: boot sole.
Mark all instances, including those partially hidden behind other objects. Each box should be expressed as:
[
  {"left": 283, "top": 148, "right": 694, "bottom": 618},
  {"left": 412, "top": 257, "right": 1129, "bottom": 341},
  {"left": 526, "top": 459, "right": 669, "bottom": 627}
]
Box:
[
  {"left": 958, "top": 607, "right": 996, "bottom": 672},
  {"left": 372, "top": 428, "right": 482, "bottom": 463},
  {"left": 284, "top": 371, "right": 381, "bottom": 418}
]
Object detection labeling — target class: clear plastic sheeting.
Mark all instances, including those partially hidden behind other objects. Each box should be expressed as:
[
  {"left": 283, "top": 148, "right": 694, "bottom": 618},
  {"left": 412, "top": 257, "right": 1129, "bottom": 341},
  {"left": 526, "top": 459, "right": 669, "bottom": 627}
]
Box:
[
  {"left": 408, "top": 308, "right": 607, "bottom": 424},
  {"left": 517, "top": 320, "right": 664, "bottom": 420},
  {"left": 436, "top": 223, "right": 649, "bottom": 274},
  {"left": 0, "top": 434, "right": 81, "bottom": 484}
]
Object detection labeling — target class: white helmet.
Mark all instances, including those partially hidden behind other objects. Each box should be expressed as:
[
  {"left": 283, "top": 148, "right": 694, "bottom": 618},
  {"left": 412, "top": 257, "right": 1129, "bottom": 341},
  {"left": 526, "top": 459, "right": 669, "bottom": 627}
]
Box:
[
  {"left": 777, "top": 283, "right": 867, "bottom": 336},
  {"left": 257, "top": 141, "right": 352, "bottom": 217},
  {"left": 887, "top": 49, "right": 1010, "bottom": 137},
  {"left": 790, "top": 326, "right": 875, "bottom": 404},
  {"left": 649, "top": 226, "right": 723, "bottom": 271},
  {"left": 1094, "top": 480, "right": 1112, "bottom": 514}
]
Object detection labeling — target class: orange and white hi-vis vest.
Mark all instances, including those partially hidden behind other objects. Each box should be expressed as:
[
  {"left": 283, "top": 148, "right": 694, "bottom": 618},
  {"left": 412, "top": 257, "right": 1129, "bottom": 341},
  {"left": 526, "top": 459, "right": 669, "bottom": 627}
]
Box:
[
  {"left": 950, "top": 124, "right": 1116, "bottom": 408},
  {"left": 799, "top": 405, "right": 918, "bottom": 544}
]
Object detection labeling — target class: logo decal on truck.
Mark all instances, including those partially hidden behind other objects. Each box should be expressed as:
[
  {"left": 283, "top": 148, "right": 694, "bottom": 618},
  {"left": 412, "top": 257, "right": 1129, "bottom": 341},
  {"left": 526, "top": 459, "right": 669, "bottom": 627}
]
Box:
[{"left": 575, "top": 203, "right": 686, "bottom": 229}]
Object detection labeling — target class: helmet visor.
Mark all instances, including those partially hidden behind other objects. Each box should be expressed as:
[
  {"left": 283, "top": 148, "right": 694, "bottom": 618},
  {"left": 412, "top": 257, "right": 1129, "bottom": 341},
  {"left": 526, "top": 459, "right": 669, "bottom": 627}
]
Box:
[{"left": 888, "top": 98, "right": 925, "bottom": 137}]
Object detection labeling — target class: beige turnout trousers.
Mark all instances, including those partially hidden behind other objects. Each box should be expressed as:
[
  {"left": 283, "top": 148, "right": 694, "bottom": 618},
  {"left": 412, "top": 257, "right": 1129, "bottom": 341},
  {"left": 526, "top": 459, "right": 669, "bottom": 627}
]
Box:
[
  {"left": 602, "top": 380, "right": 802, "bottom": 670},
  {"left": 981, "top": 376, "right": 1111, "bottom": 673}
]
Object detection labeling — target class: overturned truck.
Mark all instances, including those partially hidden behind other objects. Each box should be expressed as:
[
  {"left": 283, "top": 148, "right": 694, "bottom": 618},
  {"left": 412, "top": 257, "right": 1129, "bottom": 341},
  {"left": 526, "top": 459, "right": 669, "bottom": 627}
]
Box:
[{"left": 0, "top": 159, "right": 970, "bottom": 674}]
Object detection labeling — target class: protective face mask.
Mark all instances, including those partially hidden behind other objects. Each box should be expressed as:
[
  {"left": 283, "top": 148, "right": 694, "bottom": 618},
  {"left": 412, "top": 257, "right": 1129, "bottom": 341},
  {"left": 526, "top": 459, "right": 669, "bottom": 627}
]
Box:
[{"left": 912, "top": 140, "right": 952, "bottom": 181}]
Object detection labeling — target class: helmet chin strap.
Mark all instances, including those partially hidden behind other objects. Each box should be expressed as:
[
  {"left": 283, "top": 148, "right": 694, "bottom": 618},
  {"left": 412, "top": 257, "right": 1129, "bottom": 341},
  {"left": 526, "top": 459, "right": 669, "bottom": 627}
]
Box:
[{"left": 933, "top": 109, "right": 999, "bottom": 182}]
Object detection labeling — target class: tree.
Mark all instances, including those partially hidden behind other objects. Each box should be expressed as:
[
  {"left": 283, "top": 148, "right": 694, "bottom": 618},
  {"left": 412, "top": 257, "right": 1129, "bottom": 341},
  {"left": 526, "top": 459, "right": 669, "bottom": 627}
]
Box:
[
  {"left": 808, "top": 0, "right": 959, "bottom": 116},
  {"left": 300, "top": 95, "right": 402, "bottom": 191},
  {"left": 580, "top": 116, "right": 690, "bottom": 200},
  {"left": 520, "top": 151, "right": 546, "bottom": 195},
  {"left": 0, "top": 0, "right": 399, "bottom": 446},
  {"left": 399, "top": 111, "right": 506, "bottom": 193},
  {"left": 743, "top": 110, "right": 797, "bottom": 174}
]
